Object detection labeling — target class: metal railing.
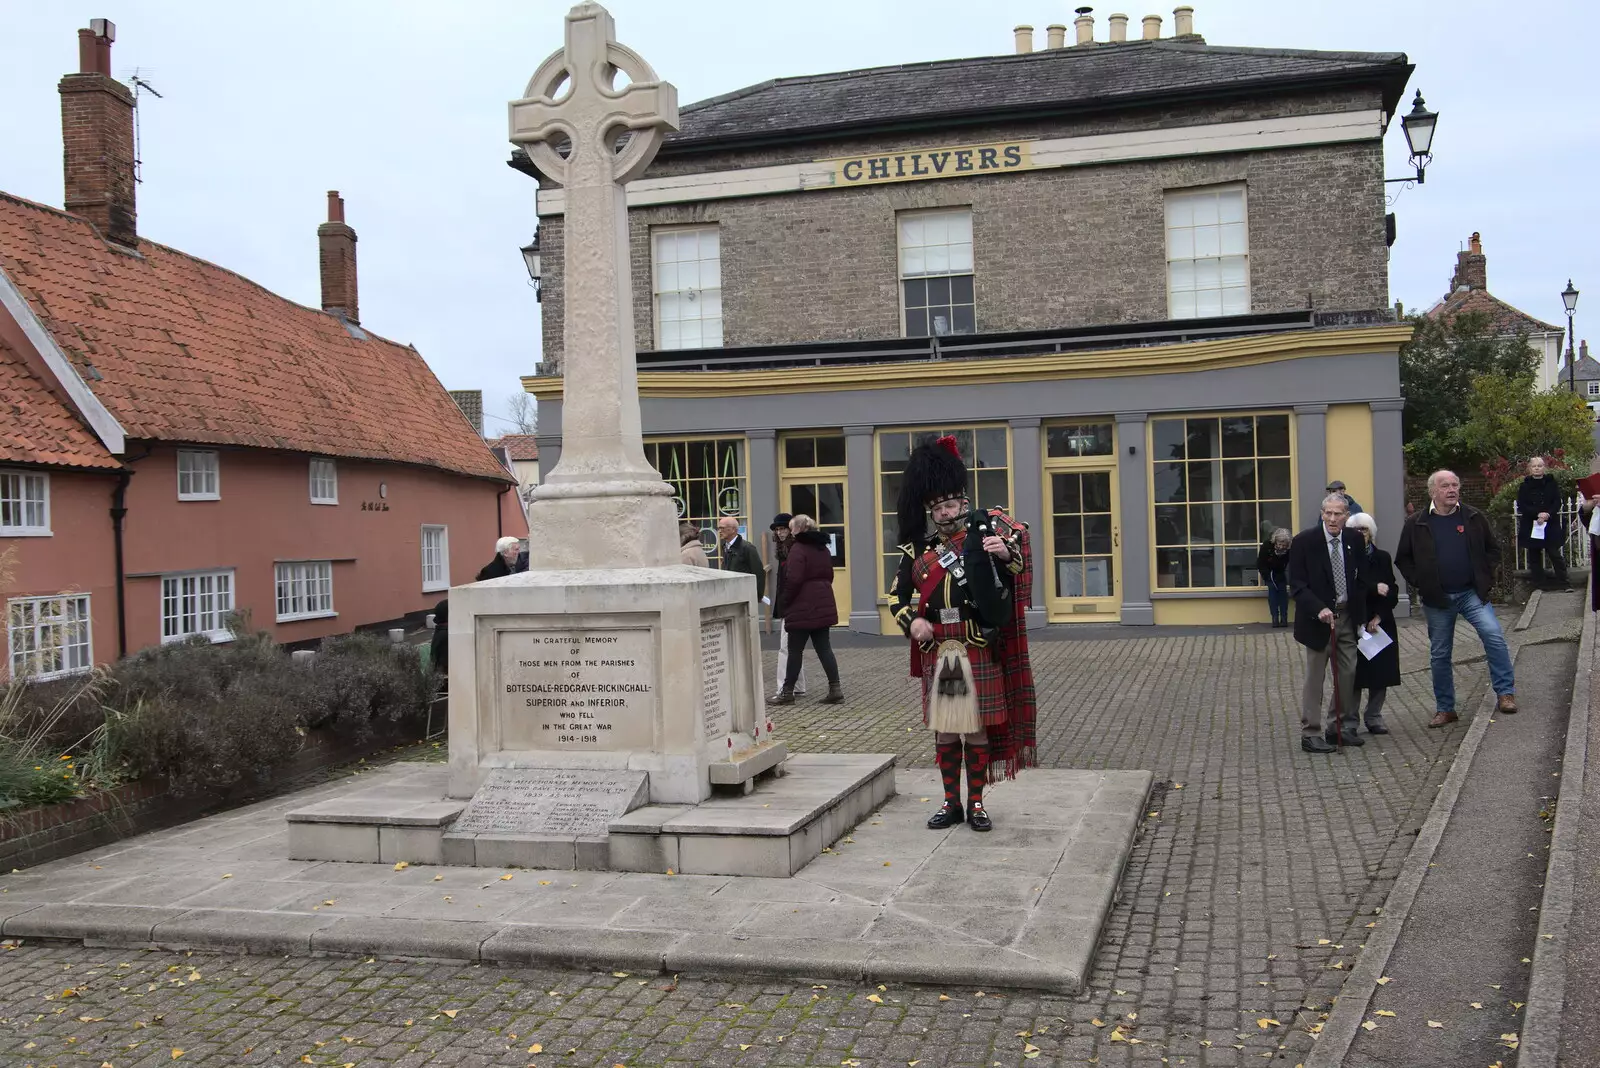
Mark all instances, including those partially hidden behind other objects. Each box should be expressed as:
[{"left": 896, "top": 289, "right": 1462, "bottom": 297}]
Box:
[{"left": 1512, "top": 496, "right": 1592, "bottom": 570}]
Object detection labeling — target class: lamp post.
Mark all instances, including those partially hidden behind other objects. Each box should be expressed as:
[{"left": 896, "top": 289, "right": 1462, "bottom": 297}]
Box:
[
  {"left": 1563, "top": 279, "right": 1580, "bottom": 392},
  {"left": 1385, "top": 91, "right": 1438, "bottom": 185},
  {"left": 520, "top": 226, "right": 543, "bottom": 302}
]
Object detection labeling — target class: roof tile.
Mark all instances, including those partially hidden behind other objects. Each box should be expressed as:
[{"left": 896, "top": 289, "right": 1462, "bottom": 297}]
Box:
[
  {"left": 1426, "top": 288, "right": 1563, "bottom": 336},
  {"left": 0, "top": 333, "right": 121, "bottom": 470},
  {"left": 0, "top": 192, "right": 510, "bottom": 483}
]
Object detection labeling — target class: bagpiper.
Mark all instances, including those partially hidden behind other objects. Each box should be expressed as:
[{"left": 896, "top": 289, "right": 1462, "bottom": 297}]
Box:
[{"left": 891, "top": 435, "right": 1038, "bottom": 831}]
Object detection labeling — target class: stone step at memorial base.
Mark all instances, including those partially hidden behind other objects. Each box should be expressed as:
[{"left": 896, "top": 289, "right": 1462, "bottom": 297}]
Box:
[{"left": 285, "top": 754, "right": 895, "bottom": 877}]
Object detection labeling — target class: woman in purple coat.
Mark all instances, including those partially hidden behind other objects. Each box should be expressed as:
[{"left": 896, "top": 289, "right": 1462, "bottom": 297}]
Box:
[{"left": 769, "top": 514, "right": 844, "bottom": 705}]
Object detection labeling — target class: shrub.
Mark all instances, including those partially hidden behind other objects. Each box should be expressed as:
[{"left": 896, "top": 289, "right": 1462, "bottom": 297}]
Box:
[{"left": 301, "top": 633, "right": 432, "bottom": 744}]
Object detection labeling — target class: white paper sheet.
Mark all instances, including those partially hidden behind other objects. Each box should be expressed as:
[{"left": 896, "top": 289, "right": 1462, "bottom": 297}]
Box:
[
  {"left": 1531, "top": 520, "right": 1548, "bottom": 541},
  {"left": 1590, "top": 508, "right": 1600, "bottom": 537},
  {"left": 1357, "top": 626, "right": 1393, "bottom": 661}
]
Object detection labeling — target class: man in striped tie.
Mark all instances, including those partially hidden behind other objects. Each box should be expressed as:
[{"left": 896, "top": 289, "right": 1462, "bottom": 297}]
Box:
[{"left": 1287, "top": 493, "right": 1377, "bottom": 753}]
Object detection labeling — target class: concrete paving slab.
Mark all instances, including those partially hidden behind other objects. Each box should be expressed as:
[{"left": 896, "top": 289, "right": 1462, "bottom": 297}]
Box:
[
  {"left": 2, "top": 761, "right": 1145, "bottom": 993},
  {"left": 151, "top": 909, "right": 339, "bottom": 954}
]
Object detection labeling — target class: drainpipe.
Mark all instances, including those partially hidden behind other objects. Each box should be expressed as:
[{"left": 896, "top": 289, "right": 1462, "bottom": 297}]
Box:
[
  {"left": 110, "top": 471, "right": 130, "bottom": 657},
  {"left": 497, "top": 483, "right": 510, "bottom": 539}
]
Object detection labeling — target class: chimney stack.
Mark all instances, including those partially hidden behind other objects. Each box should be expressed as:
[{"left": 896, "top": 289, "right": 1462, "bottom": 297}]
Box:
[
  {"left": 60, "top": 20, "right": 137, "bottom": 247},
  {"left": 1173, "top": 5, "right": 1195, "bottom": 35},
  {"left": 1013, "top": 24, "right": 1034, "bottom": 53},
  {"left": 1075, "top": 7, "right": 1095, "bottom": 44},
  {"left": 318, "top": 190, "right": 360, "bottom": 324},
  {"left": 1142, "top": 14, "right": 1163, "bottom": 38},
  {"left": 1582, "top": 340, "right": 1590, "bottom": 363},
  {"left": 1449, "top": 231, "right": 1487, "bottom": 292},
  {"left": 1046, "top": 24, "right": 1067, "bottom": 48},
  {"left": 1108, "top": 13, "right": 1129, "bottom": 40}
]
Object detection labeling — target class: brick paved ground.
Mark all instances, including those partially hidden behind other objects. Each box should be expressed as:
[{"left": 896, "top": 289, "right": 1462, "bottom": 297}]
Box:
[{"left": 5, "top": 611, "right": 1565, "bottom": 1067}]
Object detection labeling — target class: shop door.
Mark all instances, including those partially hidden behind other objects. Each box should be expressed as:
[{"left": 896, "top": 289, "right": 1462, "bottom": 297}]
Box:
[
  {"left": 1045, "top": 467, "right": 1121, "bottom": 622},
  {"left": 781, "top": 479, "right": 851, "bottom": 623}
]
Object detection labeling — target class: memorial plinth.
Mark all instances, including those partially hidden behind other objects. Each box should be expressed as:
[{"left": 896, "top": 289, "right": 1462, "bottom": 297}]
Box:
[{"left": 448, "top": 566, "right": 780, "bottom": 806}]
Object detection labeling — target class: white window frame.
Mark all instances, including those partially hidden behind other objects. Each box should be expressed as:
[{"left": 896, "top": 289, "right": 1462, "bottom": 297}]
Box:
[
  {"left": 161, "top": 569, "right": 236, "bottom": 644},
  {"left": 7, "top": 594, "right": 92, "bottom": 680},
  {"left": 309, "top": 458, "right": 338, "bottom": 505},
  {"left": 1165, "top": 185, "right": 1250, "bottom": 319},
  {"left": 177, "top": 449, "right": 220, "bottom": 501},
  {"left": 897, "top": 208, "right": 976, "bottom": 338},
  {"left": 1588, "top": 382, "right": 1599, "bottom": 399},
  {"left": 0, "top": 469, "right": 51, "bottom": 536},
  {"left": 651, "top": 226, "right": 723, "bottom": 350},
  {"left": 421, "top": 525, "right": 449, "bottom": 592},
  {"left": 274, "top": 561, "right": 335, "bottom": 622}
]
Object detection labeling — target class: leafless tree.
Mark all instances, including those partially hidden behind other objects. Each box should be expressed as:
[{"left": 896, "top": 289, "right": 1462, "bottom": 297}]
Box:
[{"left": 505, "top": 392, "right": 537, "bottom": 435}]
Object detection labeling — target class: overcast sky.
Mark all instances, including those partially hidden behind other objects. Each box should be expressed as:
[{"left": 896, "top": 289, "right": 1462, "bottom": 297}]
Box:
[{"left": 2, "top": 1, "right": 1593, "bottom": 434}]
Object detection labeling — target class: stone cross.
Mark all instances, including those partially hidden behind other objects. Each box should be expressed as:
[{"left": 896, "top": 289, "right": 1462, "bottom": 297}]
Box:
[{"left": 508, "top": 3, "right": 680, "bottom": 569}]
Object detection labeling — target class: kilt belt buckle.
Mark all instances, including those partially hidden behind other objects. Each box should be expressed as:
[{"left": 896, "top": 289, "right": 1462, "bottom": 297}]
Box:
[{"left": 938, "top": 607, "right": 962, "bottom": 624}]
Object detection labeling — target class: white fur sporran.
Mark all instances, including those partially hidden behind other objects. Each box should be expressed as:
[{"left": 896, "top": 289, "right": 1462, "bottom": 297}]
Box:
[{"left": 927, "top": 639, "right": 981, "bottom": 735}]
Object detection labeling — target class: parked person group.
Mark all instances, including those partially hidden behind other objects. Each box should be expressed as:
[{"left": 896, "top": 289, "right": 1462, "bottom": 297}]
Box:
[
  {"left": 770, "top": 514, "right": 844, "bottom": 706},
  {"left": 1516, "top": 455, "right": 1571, "bottom": 590}
]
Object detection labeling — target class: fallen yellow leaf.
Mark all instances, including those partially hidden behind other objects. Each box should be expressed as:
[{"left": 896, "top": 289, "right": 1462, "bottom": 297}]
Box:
[
  {"left": 867, "top": 993, "right": 884, "bottom": 1003},
  {"left": 612, "top": 972, "right": 630, "bottom": 978},
  {"left": 1361, "top": 1021, "right": 1377, "bottom": 1031},
  {"left": 1471, "top": 1002, "right": 1484, "bottom": 1009},
  {"left": 442, "top": 1008, "right": 459, "bottom": 1019},
  {"left": 172, "top": 1052, "right": 185, "bottom": 1061},
  {"left": 938, "top": 994, "right": 951, "bottom": 1001},
  {"left": 403, "top": 1019, "right": 414, "bottom": 1027},
  {"left": 1258, "top": 1018, "right": 1281, "bottom": 1028},
  {"left": 528, "top": 1044, "right": 542, "bottom": 1054},
  {"left": 1376, "top": 1010, "right": 1397, "bottom": 1018},
  {"left": 433, "top": 874, "right": 444, "bottom": 881},
  {"left": 393, "top": 861, "right": 408, "bottom": 870},
  {"left": 1376, "top": 976, "right": 1393, "bottom": 985},
  {"left": 500, "top": 873, "right": 514, "bottom": 881},
  {"left": 1427, "top": 1020, "right": 1443, "bottom": 1028},
  {"left": 1024, "top": 1042, "right": 1041, "bottom": 1053},
  {"left": 1091, "top": 1018, "right": 1105, "bottom": 1027},
  {"left": 1109, "top": 1028, "right": 1127, "bottom": 1042}
]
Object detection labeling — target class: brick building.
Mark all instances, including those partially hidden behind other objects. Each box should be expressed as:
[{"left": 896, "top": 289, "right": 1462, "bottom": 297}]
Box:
[
  {"left": 0, "top": 22, "right": 525, "bottom": 679},
  {"left": 520, "top": 9, "right": 1415, "bottom": 628},
  {"left": 1424, "top": 232, "right": 1568, "bottom": 391}
]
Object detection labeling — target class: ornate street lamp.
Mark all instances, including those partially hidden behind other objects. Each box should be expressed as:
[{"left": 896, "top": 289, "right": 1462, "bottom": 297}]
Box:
[
  {"left": 1563, "top": 279, "right": 1580, "bottom": 392},
  {"left": 520, "top": 226, "right": 543, "bottom": 302}
]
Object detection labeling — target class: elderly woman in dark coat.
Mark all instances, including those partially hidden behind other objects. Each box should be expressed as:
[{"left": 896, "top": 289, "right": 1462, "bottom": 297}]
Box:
[
  {"left": 1346, "top": 512, "right": 1399, "bottom": 734},
  {"left": 1516, "top": 456, "right": 1569, "bottom": 589},
  {"left": 769, "top": 514, "right": 844, "bottom": 706}
]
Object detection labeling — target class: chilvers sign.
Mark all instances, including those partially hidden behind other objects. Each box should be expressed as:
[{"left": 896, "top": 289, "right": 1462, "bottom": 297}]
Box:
[{"left": 826, "top": 140, "right": 1035, "bottom": 187}]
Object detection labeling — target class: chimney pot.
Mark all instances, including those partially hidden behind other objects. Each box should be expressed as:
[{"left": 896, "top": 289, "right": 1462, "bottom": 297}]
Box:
[
  {"left": 1448, "top": 233, "right": 1487, "bottom": 293},
  {"left": 1468, "top": 231, "right": 1481, "bottom": 255},
  {"left": 1142, "top": 14, "right": 1163, "bottom": 38},
  {"left": 61, "top": 22, "right": 136, "bottom": 245},
  {"left": 1108, "top": 13, "right": 1129, "bottom": 40},
  {"left": 1582, "top": 339, "right": 1589, "bottom": 361},
  {"left": 1013, "top": 24, "right": 1034, "bottom": 53},
  {"left": 1046, "top": 24, "right": 1067, "bottom": 48},
  {"left": 1075, "top": 8, "right": 1095, "bottom": 45},
  {"left": 318, "top": 192, "right": 359, "bottom": 325},
  {"left": 1173, "top": 5, "right": 1194, "bottom": 35}
]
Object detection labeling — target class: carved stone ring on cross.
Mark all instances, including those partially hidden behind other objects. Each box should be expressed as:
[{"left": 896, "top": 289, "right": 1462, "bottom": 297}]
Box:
[{"left": 509, "top": 4, "right": 680, "bottom": 188}]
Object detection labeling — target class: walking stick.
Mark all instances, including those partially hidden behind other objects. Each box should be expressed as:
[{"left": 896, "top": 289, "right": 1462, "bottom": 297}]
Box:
[{"left": 1328, "top": 617, "right": 1344, "bottom": 752}]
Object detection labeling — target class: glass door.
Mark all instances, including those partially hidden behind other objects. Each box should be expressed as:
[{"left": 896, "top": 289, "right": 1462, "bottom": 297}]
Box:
[
  {"left": 1047, "top": 469, "right": 1119, "bottom": 621},
  {"left": 779, "top": 434, "right": 851, "bottom": 624}
]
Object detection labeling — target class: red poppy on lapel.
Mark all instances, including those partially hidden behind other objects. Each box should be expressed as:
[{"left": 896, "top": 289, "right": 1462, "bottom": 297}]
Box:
[{"left": 1456, "top": 525, "right": 1465, "bottom": 533}]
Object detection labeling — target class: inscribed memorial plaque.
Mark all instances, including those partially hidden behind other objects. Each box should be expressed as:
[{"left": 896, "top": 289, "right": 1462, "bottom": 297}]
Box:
[
  {"left": 700, "top": 619, "right": 734, "bottom": 739},
  {"left": 498, "top": 628, "right": 656, "bottom": 751},
  {"left": 450, "top": 768, "right": 648, "bottom": 837}
]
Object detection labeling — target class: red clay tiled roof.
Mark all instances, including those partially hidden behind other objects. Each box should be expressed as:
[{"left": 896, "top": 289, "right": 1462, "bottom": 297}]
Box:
[
  {"left": 489, "top": 433, "right": 540, "bottom": 461},
  {"left": 0, "top": 192, "right": 510, "bottom": 482},
  {"left": 1426, "top": 287, "right": 1563, "bottom": 337},
  {"left": 0, "top": 333, "right": 121, "bottom": 470}
]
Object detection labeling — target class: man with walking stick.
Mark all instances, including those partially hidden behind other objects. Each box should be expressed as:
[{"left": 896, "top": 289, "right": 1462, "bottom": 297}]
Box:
[{"left": 1288, "top": 493, "right": 1377, "bottom": 753}]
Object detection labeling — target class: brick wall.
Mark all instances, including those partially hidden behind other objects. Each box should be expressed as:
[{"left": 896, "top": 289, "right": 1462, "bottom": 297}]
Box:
[
  {"left": 58, "top": 72, "right": 136, "bottom": 246},
  {"left": 534, "top": 87, "right": 1390, "bottom": 373}
]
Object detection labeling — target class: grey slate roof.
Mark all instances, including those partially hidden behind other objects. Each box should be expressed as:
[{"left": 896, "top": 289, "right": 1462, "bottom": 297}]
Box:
[
  {"left": 665, "top": 39, "right": 1412, "bottom": 150},
  {"left": 1568, "top": 354, "right": 1600, "bottom": 382}
]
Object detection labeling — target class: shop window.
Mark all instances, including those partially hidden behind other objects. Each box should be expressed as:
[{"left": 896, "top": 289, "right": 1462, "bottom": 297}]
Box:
[{"left": 644, "top": 438, "right": 747, "bottom": 559}]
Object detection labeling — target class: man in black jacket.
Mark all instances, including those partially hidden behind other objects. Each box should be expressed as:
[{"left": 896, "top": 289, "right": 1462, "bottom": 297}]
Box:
[
  {"left": 1395, "top": 469, "right": 1517, "bottom": 726},
  {"left": 1288, "top": 493, "right": 1377, "bottom": 752},
  {"left": 717, "top": 517, "right": 765, "bottom": 603}
]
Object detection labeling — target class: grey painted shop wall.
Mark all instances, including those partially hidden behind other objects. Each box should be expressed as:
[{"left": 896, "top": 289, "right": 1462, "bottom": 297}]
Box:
[{"left": 535, "top": 349, "right": 1404, "bottom": 628}]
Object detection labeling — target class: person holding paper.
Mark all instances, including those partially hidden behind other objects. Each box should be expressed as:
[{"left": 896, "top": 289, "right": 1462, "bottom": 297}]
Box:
[
  {"left": 1515, "top": 456, "right": 1569, "bottom": 590},
  {"left": 1345, "top": 513, "right": 1399, "bottom": 734},
  {"left": 1288, "top": 493, "right": 1377, "bottom": 752}
]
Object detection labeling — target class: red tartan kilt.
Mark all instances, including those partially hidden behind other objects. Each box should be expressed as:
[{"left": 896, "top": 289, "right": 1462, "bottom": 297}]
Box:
[{"left": 919, "top": 621, "right": 1009, "bottom": 728}]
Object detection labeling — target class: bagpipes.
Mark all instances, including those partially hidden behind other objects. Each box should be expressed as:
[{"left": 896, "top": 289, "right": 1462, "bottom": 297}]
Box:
[{"left": 959, "top": 505, "right": 1013, "bottom": 638}]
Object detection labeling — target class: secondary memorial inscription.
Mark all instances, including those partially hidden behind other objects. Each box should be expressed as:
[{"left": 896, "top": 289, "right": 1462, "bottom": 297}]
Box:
[
  {"left": 700, "top": 618, "right": 734, "bottom": 740},
  {"left": 498, "top": 627, "right": 655, "bottom": 751},
  {"left": 450, "top": 768, "right": 647, "bottom": 837}
]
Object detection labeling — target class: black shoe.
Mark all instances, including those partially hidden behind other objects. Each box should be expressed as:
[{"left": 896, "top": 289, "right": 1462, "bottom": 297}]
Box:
[
  {"left": 967, "top": 802, "right": 992, "bottom": 832},
  {"left": 1365, "top": 723, "right": 1390, "bottom": 735},
  {"left": 926, "top": 801, "right": 965, "bottom": 829},
  {"left": 1302, "top": 736, "right": 1336, "bottom": 753},
  {"left": 1327, "top": 731, "right": 1365, "bottom": 747}
]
